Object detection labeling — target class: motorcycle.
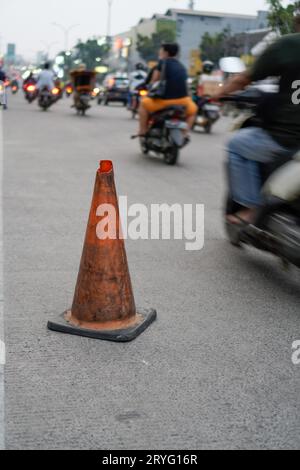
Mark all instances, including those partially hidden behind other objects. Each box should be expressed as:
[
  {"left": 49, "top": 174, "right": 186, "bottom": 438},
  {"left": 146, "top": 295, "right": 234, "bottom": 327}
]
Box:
[
  {"left": 193, "top": 96, "right": 221, "bottom": 134},
  {"left": 70, "top": 70, "right": 96, "bottom": 116},
  {"left": 38, "top": 86, "right": 56, "bottom": 111},
  {"left": 65, "top": 83, "right": 73, "bottom": 98},
  {"left": 0, "top": 81, "right": 8, "bottom": 109},
  {"left": 11, "top": 80, "right": 19, "bottom": 94},
  {"left": 139, "top": 105, "right": 189, "bottom": 166},
  {"left": 129, "top": 85, "right": 148, "bottom": 119},
  {"left": 91, "top": 86, "right": 101, "bottom": 100},
  {"left": 24, "top": 83, "right": 38, "bottom": 103},
  {"left": 222, "top": 88, "right": 300, "bottom": 269},
  {"left": 74, "top": 87, "right": 92, "bottom": 115},
  {"left": 51, "top": 85, "right": 63, "bottom": 103}
]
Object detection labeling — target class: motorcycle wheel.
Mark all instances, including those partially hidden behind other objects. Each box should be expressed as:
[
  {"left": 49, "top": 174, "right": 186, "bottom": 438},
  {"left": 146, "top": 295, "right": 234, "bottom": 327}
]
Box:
[
  {"left": 224, "top": 195, "right": 243, "bottom": 247},
  {"left": 140, "top": 138, "right": 149, "bottom": 155},
  {"left": 204, "top": 122, "right": 212, "bottom": 134},
  {"left": 164, "top": 147, "right": 179, "bottom": 166},
  {"left": 225, "top": 221, "right": 242, "bottom": 247}
]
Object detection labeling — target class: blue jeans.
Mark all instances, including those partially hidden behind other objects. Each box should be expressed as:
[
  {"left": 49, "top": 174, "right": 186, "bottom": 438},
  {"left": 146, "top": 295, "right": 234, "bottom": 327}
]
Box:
[{"left": 227, "top": 127, "right": 295, "bottom": 208}]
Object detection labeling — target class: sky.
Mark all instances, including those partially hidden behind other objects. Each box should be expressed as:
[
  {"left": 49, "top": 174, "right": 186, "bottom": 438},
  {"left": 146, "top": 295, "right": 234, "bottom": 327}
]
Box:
[{"left": 0, "top": 0, "right": 290, "bottom": 60}]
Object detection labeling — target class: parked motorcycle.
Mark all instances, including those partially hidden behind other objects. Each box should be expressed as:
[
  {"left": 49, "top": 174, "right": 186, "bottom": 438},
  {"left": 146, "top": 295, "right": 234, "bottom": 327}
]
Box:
[
  {"left": 193, "top": 97, "right": 221, "bottom": 133},
  {"left": 139, "top": 105, "right": 189, "bottom": 165},
  {"left": 222, "top": 89, "right": 300, "bottom": 268}
]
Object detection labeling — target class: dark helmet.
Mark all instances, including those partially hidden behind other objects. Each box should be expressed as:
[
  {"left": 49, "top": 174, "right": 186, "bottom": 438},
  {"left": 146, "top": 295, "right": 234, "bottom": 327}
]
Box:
[
  {"left": 202, "top": 60, "right": 214, "bottom": 74},
  {"left": 135, "top": 62, "right": 146, "bottom": 71}
]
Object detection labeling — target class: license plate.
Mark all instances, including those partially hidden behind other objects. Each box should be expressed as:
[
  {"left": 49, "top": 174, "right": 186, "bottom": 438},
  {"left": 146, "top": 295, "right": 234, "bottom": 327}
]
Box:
[
  {"left": 204, "top": 104, "right": 219, "bottom": 111},
  {"left": 166, "top": 120, "right": 188, "bottom": 130},
  {"left": 208, "top": 112, "right": 218, "bottom": 119}
]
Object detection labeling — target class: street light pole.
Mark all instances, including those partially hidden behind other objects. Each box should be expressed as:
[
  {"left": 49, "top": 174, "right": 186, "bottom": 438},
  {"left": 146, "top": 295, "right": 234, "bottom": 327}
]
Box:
[
  {"left": 41, "top": 41, "right": 58, "bottom": 59},
  {"left": 52, "top": 23, "right": 79, "bottom": 51},
  {"left": 107, "top": 0, "right": 113, "bottom": 39}
]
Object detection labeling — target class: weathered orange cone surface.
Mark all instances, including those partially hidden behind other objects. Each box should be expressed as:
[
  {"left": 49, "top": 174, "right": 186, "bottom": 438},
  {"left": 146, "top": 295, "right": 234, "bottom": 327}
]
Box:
[{"left": 48, "top": 161, "right": 157, "bottom": 342}]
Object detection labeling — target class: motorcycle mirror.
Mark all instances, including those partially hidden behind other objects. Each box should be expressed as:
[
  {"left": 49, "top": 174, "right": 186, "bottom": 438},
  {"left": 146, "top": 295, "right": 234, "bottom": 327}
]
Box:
[{"left": 219, "top": 57, "right": 246, "bottom": 74}]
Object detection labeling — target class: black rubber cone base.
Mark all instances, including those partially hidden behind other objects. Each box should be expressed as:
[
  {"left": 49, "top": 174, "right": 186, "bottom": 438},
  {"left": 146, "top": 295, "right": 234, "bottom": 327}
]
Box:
[{"left": 47, "top": 309, "right": 157, "bottom": 343}]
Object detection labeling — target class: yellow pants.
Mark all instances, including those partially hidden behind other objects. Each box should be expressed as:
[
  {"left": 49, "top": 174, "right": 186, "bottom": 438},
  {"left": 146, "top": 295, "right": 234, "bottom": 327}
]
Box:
[{"left": 142, "top": 96, "right": 198, "bottom": 117}]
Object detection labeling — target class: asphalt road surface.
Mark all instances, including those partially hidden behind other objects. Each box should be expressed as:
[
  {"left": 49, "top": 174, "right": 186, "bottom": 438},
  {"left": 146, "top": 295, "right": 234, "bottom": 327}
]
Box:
[{"left": 2, "top": 94, "right": 300, "bottom": 450}]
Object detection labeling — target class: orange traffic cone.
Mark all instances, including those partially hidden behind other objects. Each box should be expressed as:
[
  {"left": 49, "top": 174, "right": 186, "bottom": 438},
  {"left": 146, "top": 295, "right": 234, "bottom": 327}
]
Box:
[{"left": 48, "top": 161, "right": 157, "bottom": 342}]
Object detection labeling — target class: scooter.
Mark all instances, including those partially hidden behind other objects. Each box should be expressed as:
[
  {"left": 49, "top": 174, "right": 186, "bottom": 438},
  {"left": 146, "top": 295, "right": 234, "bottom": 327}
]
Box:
[
  {"left": 139, "top": 105, "right": 189, "bottom": 166},
  {"left": 193, "top": 96, "right": 221, "bottom": 134},
  {"left": 223, "top": 89, "right": 300, "bottom": 268}
]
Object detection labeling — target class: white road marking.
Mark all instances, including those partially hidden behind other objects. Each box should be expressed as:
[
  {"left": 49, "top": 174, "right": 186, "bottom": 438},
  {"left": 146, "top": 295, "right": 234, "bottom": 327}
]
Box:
[{"left": 0, "top": 108, "right": 5, "bottom": 449}]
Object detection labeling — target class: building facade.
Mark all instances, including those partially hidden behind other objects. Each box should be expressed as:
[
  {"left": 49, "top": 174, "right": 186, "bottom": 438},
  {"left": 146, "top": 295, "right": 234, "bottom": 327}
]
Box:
[
  {"left": 110, "top": 8, "right": 269, "bottom": 72},
  {"left": 166, "top": 9, "right": 268, "bottom": 67}
]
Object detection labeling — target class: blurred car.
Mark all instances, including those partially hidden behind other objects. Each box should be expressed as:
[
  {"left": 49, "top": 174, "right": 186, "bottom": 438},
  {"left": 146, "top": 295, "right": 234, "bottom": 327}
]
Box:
[{"left": 98, "top": 73, "right": 129, "bottom": 106}]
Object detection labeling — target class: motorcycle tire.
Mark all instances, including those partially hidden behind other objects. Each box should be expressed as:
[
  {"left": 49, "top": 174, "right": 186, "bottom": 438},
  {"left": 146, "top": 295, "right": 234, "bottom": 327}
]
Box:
[
  {"left": 204, "top": 123, "right": 212, "bottom": 134},
  {"left": 225, "top": 221, "right": 242, "bottom": 247},
  {"left": 164, "top": 147, "right": 179, "bottom": 166},
  {"left": 140, "top": 138, "right": 149, "bottom": 155}
]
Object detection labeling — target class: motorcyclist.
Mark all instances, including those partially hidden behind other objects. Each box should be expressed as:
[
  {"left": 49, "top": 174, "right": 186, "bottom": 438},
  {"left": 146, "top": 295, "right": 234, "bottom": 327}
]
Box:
[
  {"left": 128, "top": 63, "right": 147, "bottom": 108},
  {"left": 36, "top": 62, "right": 55, "bottom": 91},
  {"left": 197, "top": 60, "right": 214, "bottom": 98},
  {"left": 0, "top": 66, "right": 6, "bottom": 83},
  {"left": 70, "top": 63, "right": 95, "bottom": 109},
  {"left": 0, "top": 66, "right": 8, "bottom": 109},
  {"left": 195, "top": 60, "right": 217, "bottom": 109},
  {"left": 137, "top": 43, "right": 198, "bottom": 137},
  {"left": 214, "top": 16, "right": 300, "bottom": 225},
  {"left": 23, "top": 72, "right": 37, "bottom": 88}
]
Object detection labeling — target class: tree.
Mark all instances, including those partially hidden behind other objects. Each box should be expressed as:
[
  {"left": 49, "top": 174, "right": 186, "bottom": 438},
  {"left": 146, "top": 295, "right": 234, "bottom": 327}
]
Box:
[
  {"left": 200, "top": 28, "right": 232, "bottom": 63},
  {"left": 74, "top": 39, "right": 110, "bottom": 70},
  {"left": 137, "top": 29, "right": 176, "bottom": 63},
  {"left": 267, "top": 0, "right": 300, "bottom": 35}
]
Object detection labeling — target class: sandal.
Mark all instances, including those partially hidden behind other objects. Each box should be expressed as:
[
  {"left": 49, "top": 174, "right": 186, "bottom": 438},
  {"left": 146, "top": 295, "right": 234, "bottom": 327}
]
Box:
[
  {"left": 226, "top": 214, "right": 250, "bottom": 226},
  {"left": 131, "top": 134, "right": 148, "bottom": 140}
]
